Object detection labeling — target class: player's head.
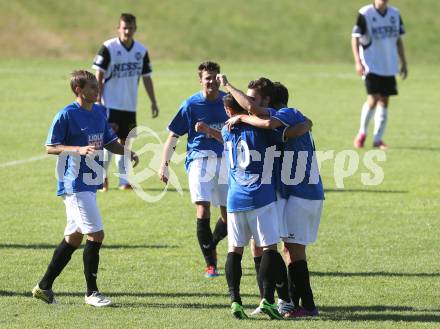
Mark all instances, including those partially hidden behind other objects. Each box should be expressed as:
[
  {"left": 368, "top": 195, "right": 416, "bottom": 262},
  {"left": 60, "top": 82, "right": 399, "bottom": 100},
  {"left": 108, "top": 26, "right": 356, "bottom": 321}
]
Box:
[
  {"left": 70, "top": 70, "right": 98, "bottom": 102},
  {"left": 118, "top": 13, "right": 137, "bottom": 42},
  {"left": 270, "top": 82, "right": 289, "bottom": 109},
  {"left": 198, "top": 61, "right": 221, "bottom": 98},
  {"left": 374, "top": 0, "right": 389, "bottom": 9},
  {"left": 223, "top": 93, "right": 247, "bottom": 117},
  {"left": 246, "top": 77, "right": 274, "bottom": 108}
]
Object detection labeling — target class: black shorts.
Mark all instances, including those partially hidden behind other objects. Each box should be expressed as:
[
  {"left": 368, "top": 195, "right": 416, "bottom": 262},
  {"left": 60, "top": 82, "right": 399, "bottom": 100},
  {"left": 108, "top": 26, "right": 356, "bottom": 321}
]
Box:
[
  {"left": 108, "top": 109, "right": 137, "bottom": 139},
  {"left": 365, "top": 73, "right": 398, "bottom": 96}
]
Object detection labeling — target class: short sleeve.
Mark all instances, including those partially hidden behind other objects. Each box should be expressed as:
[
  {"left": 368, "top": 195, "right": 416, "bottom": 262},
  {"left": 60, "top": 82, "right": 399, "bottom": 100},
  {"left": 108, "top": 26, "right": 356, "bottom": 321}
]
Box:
[
  {"left": 103, "top": 121, "right": 118, "bottom": 146},
  {"left": 352, "top": 13, "right": 367, "bottom": 36},
  {"left": 167, "top": 103, "right": 190, "bottom": 136},
  {"left": 272, "top": 108, "right": 304, "bottom": 127},
  {"left": 142, "top": 51, "right": 153, "bottom": 76},
  {"left": 92, "top": 45, "right": 111, "bottom": 72},
  {"left": 399, "top": 15, "right": 405, "bottom": 35},
  {"left": 45, "top": 111, "right": 68, "bottom": 146}
]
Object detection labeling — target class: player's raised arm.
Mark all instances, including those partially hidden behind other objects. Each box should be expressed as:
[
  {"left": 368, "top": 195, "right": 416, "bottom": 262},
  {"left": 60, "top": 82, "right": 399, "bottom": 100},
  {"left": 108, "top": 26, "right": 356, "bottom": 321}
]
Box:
[
  {"left": 217, "top": 74, "right": 269, "bottom": 117},
  {"left": 46, "top": 144, "right": 97, "bottom": 156},
  {"left": 158, "top": 132, "right": 179, "bottom": 184}
]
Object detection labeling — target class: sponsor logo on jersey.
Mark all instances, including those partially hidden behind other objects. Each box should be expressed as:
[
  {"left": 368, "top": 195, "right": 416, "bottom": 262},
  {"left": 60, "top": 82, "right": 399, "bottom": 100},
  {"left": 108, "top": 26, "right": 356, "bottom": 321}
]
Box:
[
  {"left": 88, "top": 133, "right": 104, "bottom": 149},
  {"left": 112, "top": 62, "right": 142, "bottom": 78}
]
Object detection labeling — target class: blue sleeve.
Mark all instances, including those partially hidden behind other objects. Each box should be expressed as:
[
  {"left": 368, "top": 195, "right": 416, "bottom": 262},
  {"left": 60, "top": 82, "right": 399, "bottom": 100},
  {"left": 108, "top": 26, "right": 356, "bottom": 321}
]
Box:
[
  {"left": 103, "top": 121, "right": 118, "bottom": 146},
  {"left": 273, "top": 108, "right": 305, "bottom": 127},
  {"left": 221, "top": 126, "right": 229, "bottom": 142},
  {"left": 168, "top": 102, "right": 190, "bottom": 136},
  {"left": 45, "top": 111, "right": 68, "bottom": 145}
]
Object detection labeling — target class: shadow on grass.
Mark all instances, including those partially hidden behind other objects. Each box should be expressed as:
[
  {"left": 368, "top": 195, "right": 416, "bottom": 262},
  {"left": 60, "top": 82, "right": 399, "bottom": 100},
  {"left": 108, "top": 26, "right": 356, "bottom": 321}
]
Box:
[
  {"left": 3, "top": 288, "right": 439, "bottom": 323},
  {"left": 0, "top": 244, "right": 178, "bottom": 249},
  {"left": 310, "top": 271, "right": 440, "bottom": 278},
  {"left": 392, "top": 146, "right": 440, "bottom": 152},
  {"left": 324, "top": 188, "right": 408, "bottom": 194}
]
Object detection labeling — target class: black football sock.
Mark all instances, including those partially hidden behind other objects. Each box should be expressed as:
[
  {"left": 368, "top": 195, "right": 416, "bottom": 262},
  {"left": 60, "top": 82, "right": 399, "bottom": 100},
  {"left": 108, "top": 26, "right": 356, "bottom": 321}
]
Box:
[
  {"left": 288, "top": 263, "right": 300, "bottom": 308},
  {"left": 274, "top": 252, "right": 290, "bottom": 302},
  {"left": 293, "top": 260, "right": 316, "bottom": 310},
  {"left": 83, "top": 240, "right": 102, "bottom": 296},
  {"left": 39, "top": 239, "right": 77, "bottom": 290},
  {"left": 260, "top": 250, "right": 278, "bottom": 304},
  {"left": 196, "top": 218, "right": 215, "bottom": 266},
  {"left": 225, "top": 252, "right": 243, "bottom": 304},
  {"left": 212, "top": 217, "right": 227, "bottom": 247},
  {"left": 253, "top": 256, "right": 264, "bottom": 299}
]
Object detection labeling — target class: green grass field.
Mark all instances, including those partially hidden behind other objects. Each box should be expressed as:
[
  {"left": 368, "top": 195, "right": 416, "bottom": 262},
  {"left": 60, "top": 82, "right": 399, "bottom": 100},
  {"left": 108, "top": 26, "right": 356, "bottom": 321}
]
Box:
[
  {"left": 0, "top": 58, "right": 439, "bottom": 329},
  {"left": 1, "top": 0, "right": 440, "bottom": 327}
]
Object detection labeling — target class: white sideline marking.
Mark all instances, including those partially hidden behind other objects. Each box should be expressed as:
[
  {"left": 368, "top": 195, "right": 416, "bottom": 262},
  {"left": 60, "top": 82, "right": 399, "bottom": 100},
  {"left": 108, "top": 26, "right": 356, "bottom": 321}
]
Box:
[
  {"left": 0, "top": 154, "right": 50, "bottom": 169},
  {"left": 0, "top": 129, "right": 170, "bottom": 169}
]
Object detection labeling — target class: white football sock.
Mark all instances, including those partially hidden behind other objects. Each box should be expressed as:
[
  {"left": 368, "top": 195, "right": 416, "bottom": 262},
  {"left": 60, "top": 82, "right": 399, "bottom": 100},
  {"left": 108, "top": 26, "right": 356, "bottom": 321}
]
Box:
[
  {"left": 115, "top": 154, "right": 129, "bottom": 186},
  {"left": 359, "top": 102, "right": 375, "bottom": 135},
  {"left": 373, "top": 106, "right": 388, "bottom": 143}
]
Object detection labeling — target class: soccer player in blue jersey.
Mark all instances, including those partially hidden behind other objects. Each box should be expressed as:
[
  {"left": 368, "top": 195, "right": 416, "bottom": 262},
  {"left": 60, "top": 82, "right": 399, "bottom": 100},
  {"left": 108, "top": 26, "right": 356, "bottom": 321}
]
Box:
[
  {"left": 159, "top": 61, "right": 228, "bottom": 277},
  {"left": 32, "top": 70, "right": 139, "bottom": 307},
  {"left": 221, "top": 93, "right": 285, "bottom": 320},
  {"left": 221, "top": 77, "right": 322, "bottom": 318}
]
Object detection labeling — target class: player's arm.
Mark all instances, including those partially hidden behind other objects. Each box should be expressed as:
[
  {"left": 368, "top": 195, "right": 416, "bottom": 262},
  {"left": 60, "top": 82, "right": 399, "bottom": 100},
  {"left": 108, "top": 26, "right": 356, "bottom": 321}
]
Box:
[
  {"left": 46, "top": 144, "right": 96, "bottom": 156},
  {"left": 105, "top": 140, "right": 139, "bottom": 167},
  {"left": 351, "top": 37, "right": 364, "bottom": 76},
  {"left": 284, "top": 117, "right": 313, "bottom": 139},
  {"left": 217, "top": 74, "right": 269, "bottom": 116},
  {"left": 159, "top": 132, "right": 179, "bottom": 184},
  {"left": 194, "top": 122, "right": 223, "bottom": 144},
  {"left": 397, "top": 37, "right": 408, "bottom": 79},
  {"left": 95, "top": 70, "right": 105, "bottom": 103},
  {"left": 351, "top": 13, "right": 366, "bottom": 76},
  {"left": 226, "top": 114, "right": 281, "bottom": 130},
  {"left": 142, "top": 75, "right": 159, "bottom": 118}
]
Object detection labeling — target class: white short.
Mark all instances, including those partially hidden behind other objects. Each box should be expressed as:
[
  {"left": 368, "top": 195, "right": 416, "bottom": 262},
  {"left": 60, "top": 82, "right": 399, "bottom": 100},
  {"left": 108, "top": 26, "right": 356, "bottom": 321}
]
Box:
[
  {"left": 63, "top": 192, "right": 103, "bottom": 235},
  {"left": 276, "top": 194, "right": 288, "bottom": 238},
  {"left": 228, "top": 202, "right": 281, "bottom": 248},
  {"left": 188, "top": 157, "right": 228, "bottom": 207},
  {"left": 282, "top": 195, "right": 323, "bottom": 245}
]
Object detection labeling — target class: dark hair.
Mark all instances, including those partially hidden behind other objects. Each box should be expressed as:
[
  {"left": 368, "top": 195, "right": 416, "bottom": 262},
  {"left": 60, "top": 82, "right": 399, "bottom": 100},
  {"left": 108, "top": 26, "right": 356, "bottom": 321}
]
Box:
[
  {"left": 223, "top": 93, "right": 247, "bottom": 114},
  {"left": 198, "top": 61, "right": 220, "bottom": 78},
  {"left": 120, "top": 13, "right": 136, "bottom": 26},
  {"left": 247, "top": 77, "right": 274, "bottom": 100},
  {"left": 70, "top": 70, "right": 97, "bottom": 96},
  {"left": 270, "top": 81, "right": 289, "bottom": 108}
]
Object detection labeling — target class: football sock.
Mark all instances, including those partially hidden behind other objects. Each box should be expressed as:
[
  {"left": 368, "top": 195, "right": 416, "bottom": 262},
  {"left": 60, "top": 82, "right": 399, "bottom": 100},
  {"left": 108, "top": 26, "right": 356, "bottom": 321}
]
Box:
[
  {"left": 225, "top": 252, "right": 243, "bottom": 304},
  {"left": 292, "top": 260, "right": 316, "bottom": 310},
  {"left": 287, "top": 263, "right": 300, "bottom": 308},
  {"left": 83, "top": 240, "right": 102, "bottom": 296},
  {"left": 39, "top": 239, "right": 77, "bottom": 290},
  {"left": 196, "top": 218, "right": 215, "bottom": 266},
  {"left": 115, "top": 154, "right": 129, "bottom": 186},
  {"left": 274, "top": 252, "right": 291, "bottom": 303},
  {"left": 253, "top": 256, "right": 264, "bottom": 298},
  {"left": 260, "top": 249, "right": 278, "bottom": 304},
  {"left": 212, "top": 217, "right": 227, "bottom": 247},
  {"left": 359, "top": 102, "right": 375, "bottom": 134},
  {"left": 373, "top": 106, "right": 388, "bottom": 143}
]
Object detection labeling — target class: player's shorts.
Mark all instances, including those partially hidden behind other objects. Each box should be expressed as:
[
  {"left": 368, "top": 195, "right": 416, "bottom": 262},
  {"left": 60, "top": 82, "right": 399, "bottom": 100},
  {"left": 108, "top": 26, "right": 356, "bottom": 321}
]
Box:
[
  {"left": 108, "top": 109, "right": 137, "bottom": 140},
  {"left": 63, "top": 192, "right": 103, "bottom": 235},
  {"left": 276, "top": 193, "right": 288, "bottom": 238},
  {"left": 188, "top": 156, "right": 228, "bottom": 207},
  {"left": 364, "top": 73, "right": 397, "bottom": 96},
  {"left": 282, "top": 195, "right": 323, "bottom": 245},
  {"left": 228, "top": 202, "right": 281, "bottom": 248}
]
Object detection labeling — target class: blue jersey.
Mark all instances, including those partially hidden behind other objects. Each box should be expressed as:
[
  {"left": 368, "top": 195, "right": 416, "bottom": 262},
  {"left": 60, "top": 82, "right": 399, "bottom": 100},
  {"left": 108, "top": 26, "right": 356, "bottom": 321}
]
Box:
[
  {"left": 222, "top": 123, "right": 283, "bottom": 212},
  {"left": 273, "top": 108, "right": 324, "bottom": 200},
  {"left": 46, "top": 102, "right": 118, "bottom": 196},
  {"left": 267, "top": 108, "right": 284, "bottom": 195},
  {"left": 168, "top": 91, "right": 228, "bottom": 171}
]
